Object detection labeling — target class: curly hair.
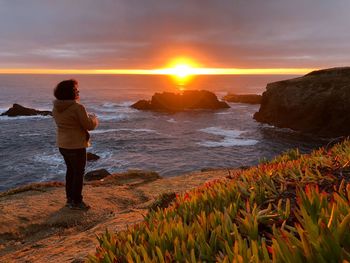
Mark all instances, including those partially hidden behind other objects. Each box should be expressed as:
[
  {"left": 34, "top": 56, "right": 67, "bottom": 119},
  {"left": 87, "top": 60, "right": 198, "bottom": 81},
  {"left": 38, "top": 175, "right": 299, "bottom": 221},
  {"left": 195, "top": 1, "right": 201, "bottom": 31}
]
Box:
[{"left": 54, "top": 79, "right": 78, "bottom": 100}]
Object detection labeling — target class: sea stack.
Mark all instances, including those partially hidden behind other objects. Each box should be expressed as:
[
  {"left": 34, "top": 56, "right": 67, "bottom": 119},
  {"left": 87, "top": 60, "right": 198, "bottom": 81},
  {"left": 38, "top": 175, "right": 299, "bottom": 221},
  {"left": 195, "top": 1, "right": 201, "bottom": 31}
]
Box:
[
  {"left": 254, "top": 67, "right": 350, "bottom": 137},
  {"left": 131, "top": 90, "right": 230, "bottom": 112},
  {"left": 223, "top": 93, "right": 262, "bottom": 104},
  {"left": 1, "top": 104, "right": 52, "bottom": 117}
]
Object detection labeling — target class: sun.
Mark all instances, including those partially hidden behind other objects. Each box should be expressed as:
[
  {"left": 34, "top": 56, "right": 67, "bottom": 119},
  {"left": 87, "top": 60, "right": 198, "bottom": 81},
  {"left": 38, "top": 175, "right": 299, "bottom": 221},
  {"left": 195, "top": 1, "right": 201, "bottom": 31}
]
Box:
[
  {"left": 163, "top": 57, "right": 199, "bottom": 85},
  {"left": 171, "top": 64, "right": 192, "bottom": 79}
]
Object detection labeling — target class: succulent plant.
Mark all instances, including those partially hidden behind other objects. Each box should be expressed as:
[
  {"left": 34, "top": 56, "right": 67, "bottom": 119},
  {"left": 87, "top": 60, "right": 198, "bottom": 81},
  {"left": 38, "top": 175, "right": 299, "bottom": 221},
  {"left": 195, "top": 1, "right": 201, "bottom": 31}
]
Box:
[{"left": 88, "top": 139, "right": 350, "bottom": 262}]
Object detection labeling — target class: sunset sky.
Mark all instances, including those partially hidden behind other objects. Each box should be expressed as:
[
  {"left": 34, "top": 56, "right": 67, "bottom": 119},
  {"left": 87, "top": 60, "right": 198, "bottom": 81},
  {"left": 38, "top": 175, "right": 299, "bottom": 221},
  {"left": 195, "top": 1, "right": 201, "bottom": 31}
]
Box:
[{"left": 0, "top": 0, "right": 349, "bottom": 74}]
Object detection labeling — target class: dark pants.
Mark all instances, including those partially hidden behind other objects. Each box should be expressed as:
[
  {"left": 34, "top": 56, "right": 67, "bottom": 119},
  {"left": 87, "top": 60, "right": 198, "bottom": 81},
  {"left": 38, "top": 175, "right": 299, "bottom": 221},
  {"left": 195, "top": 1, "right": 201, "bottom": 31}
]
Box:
[{"left": 59, "top": 148, "right": 86, "bottom": 203}]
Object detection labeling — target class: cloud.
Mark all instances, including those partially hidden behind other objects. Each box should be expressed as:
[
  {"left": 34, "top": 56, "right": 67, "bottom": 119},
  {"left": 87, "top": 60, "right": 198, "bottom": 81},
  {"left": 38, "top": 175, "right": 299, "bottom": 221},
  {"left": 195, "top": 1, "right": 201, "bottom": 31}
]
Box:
[{"left": 0, "top": 0, "right": 349, "bottom": 68}]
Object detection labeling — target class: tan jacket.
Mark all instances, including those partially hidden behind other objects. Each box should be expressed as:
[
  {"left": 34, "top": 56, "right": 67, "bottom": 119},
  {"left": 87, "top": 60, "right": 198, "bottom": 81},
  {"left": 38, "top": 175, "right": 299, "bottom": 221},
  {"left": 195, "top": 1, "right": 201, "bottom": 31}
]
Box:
[{"left": 52, "top": 100, "right": 98, "bottom": 149}]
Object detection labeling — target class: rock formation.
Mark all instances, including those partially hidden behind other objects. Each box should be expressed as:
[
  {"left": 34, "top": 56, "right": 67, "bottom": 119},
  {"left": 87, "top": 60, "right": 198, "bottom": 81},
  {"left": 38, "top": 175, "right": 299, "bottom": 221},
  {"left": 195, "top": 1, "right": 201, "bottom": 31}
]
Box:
[
  {"left": 254, "top": 67, "right": 350, "bottom": 137},
  {"left": 87, "top": 152, "right": 100, "bottom": 161},
  {"left": 1, "top": 104, "right": 52, "bottom": 117},
  {"left": 223, "top": 93, "right": 262, "bottom": 104},
  {"left": 85, "top": 169, "right": 111, "bottom": 181},
  {"left": 131, "top": 90, "right": 230, "bottom": 112}
]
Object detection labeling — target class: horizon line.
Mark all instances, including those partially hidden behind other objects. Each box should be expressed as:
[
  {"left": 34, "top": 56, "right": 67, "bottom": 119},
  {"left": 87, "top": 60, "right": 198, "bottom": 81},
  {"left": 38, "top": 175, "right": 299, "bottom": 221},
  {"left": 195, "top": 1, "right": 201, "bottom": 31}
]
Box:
[{"left": 0, "top": 67, "right": 317, "bottom": 75}]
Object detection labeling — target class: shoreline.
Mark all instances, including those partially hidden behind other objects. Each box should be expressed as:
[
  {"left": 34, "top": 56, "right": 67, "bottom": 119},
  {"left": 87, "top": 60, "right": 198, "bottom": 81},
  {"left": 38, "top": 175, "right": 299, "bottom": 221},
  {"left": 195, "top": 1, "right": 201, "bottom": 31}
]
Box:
[{"left": 0, "top": 168, "right": 233, "bottom": 262}]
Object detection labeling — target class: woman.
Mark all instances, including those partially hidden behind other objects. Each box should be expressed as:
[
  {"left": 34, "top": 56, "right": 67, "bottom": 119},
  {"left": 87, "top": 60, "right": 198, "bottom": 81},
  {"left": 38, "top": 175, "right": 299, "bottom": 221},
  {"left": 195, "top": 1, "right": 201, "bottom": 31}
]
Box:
[{"left": 52, "top": 79, "right": 98, "bottom": 210}]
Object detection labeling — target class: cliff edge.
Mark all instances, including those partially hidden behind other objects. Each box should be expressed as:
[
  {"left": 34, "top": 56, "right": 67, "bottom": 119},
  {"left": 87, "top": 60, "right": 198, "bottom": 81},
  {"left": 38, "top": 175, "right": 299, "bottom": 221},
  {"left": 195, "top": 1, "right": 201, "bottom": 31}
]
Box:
[{"left": 254, "top": 67, "right": 350, "bottom": 137}]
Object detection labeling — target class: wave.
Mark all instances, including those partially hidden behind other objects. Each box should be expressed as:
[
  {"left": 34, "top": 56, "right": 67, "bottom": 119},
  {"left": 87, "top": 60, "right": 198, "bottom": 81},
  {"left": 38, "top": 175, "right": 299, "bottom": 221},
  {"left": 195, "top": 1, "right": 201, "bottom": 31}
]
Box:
[
  {"left": 96, "top": 113, "right": 131, "bottom": 121},
  {"left": 19, "top": 133, "right": 42, "bottom": 137},
  {"left": 167, "top": 118, "right": 177, "bottom": 123},
  {"left": 90, "top": 101, "right": 134, "bottom": 111},
  {"left": 198, "top": 138, "right": 258, "bottom": 147},
  {"left": 102, "top": 101, "right": 134, "bottom": 108},
  {"left": 0, "top": 115, "right": 52, "bottom": 121},
  {"left": 85, "top": 149, "right": 113, "bottom": 160},
  {"left": 215, "top": 111, "right": 232, "bottom": 115},
  {"left": 229, "top": 103, "right": 250, "bottom": 108},
  {"left": 198, "top": 127, "right": 258, "bottom": 147},
  {"left": 33, "top": 153, "right": 62, "bottom": 166},
  {"left": 90, "top": 128, "right": 158, "bottom": 134},
  {"left": 199, "top": 127, "right": 243, "bottom": 137}
]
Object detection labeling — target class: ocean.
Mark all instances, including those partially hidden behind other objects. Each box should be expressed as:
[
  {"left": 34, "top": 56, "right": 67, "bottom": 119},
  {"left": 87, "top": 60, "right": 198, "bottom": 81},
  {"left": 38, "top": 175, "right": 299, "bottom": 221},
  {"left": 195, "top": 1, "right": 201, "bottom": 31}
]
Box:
[{"left": 0, "top": 74, "right": 326, "bottom": 191}]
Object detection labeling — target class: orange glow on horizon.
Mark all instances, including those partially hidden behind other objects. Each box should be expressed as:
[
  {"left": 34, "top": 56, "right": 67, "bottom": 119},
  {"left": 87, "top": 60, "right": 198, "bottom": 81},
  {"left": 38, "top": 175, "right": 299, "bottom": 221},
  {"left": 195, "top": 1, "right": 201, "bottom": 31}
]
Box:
[
  {"left": 160, "top": 57, "right": 199, "bottom": 85},
  {"left": 0, "top": 67, "right": 317, "bottom": 75}
]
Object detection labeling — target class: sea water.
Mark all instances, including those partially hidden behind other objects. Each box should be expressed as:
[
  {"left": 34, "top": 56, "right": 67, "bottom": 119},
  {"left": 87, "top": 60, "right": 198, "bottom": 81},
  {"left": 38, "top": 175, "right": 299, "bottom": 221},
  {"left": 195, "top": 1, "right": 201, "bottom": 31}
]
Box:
[{"left": 0, "top": 74, "right": 325, "bottom": 191}]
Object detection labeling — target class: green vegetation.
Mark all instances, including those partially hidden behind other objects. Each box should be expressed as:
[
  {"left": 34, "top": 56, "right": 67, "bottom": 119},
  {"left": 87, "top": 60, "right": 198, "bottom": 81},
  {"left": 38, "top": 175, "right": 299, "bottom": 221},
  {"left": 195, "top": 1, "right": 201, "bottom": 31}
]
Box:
[{"left": 89, "top": 139, "right": 350, "bottom": 262}]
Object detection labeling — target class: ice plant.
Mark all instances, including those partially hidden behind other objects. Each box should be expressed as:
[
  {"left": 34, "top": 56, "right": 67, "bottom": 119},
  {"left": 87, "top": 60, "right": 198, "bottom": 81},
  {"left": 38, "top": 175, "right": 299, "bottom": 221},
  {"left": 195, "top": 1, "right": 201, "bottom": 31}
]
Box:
[{"left": 88, "top": 139, "right": 350, "bottom": 262}]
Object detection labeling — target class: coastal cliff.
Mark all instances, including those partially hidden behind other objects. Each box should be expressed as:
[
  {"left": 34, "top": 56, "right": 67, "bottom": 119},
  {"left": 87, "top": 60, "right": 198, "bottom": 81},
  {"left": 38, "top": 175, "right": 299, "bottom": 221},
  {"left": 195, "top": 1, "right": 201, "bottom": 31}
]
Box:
[{"left": 254, "top": 67, "right": 350, "bottom": 137}]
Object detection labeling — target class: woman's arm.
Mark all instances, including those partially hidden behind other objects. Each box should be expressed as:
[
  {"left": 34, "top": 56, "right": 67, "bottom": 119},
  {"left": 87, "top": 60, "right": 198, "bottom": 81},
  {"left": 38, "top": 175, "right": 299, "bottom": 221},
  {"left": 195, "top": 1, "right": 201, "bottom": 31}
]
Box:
[{"left": 76, "top": 104, "right": 99, "bottom": 131}]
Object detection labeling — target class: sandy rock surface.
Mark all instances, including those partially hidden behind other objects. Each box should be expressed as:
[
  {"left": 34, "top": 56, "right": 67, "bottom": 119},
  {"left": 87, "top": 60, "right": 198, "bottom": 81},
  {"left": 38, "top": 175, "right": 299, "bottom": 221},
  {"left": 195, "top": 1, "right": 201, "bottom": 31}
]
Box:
[{"left": 0, "top": 169, "right": 230, "bottom": 262}]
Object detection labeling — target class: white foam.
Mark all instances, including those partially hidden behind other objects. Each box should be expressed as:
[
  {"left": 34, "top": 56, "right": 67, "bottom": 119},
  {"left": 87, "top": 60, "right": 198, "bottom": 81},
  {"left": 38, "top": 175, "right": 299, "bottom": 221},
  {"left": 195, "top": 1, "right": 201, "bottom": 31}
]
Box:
[
  {"left": 96, "top": 113, "right": 130, "bottom": 121},
  {"left": 116, "top": 101, "right": 134, "bottom": 107},
  {"left": 90, "top": 128, "right": 158, "bottom": 134},
  {"left": 198, "top": 138, "right": 258, "bottom": 147},
  {"left": 102, "top": 101, "right": 133, "bottom": 108},
  {"left": 33, "top": 153, "right": 62, "bottom": 165},
  {"left": 167, "top": 118, "right": 177, "bottom": 123},
  {"left": 19, "top": 133, "right": 41, "bottom": 137},
  {"left": 39, "top": 173, "right": 64, "bottom": 182},
  {"left": 0, "top": 115, "right": 51, "bottom": 121},
  {"left": 90, "top": 101, "right": 135, "bottom": 115},
  {"left": 101, "top": 102, "right": 118, "bottom": 108},
  {"left": 198, "top": 127, "right": 258, "bottom": 147},
  {"left": 199, "top": 127, "right": 243, "bottom": 137},
  {"left": 230, "top": 104, "right": 249, "bottom": 108},
  {"left": 215, "top": 111, "right": 232, "bottom": 115}
]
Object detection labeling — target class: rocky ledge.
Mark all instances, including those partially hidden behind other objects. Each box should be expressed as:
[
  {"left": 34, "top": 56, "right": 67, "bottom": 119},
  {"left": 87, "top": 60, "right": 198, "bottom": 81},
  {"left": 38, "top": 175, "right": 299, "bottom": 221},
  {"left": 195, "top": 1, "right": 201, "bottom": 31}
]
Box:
[
  {"left": 131, "top": 90, "right": 230, "bottom": 112},
  {"left": 0, "top": 169, "right": 228, "bottom": 262},
  {"left": 1, "top": 104, "right": 52, "bottom": 117},
  {"left": 223, "top": 93, "right": 262, "bottom": 104},
  {"left": 254, "top": 67, "right": 350, "bottom": 137}
]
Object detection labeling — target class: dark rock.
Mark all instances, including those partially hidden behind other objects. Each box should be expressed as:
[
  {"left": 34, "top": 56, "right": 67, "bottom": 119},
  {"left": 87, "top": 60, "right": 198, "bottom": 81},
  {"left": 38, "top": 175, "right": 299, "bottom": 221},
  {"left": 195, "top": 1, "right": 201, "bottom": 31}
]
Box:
[
  {"left": 131, "top": 90, "right": 230, "bottom": 112},
  {"left": 86, "top": 152, "right": 100, "bottom": 161},
  {"left": 223, "top": 93, "right": 262, "bottom": 104},
  {"left": 1, "top": 104, "right": 52, "bottom": 117},
  {"left": 112, "top": 170, "right": 161, "bottom": 185},
  {"left": 148, "top": 192, "right": 177, "bottom": 211},
  {"left": 254, "top": 67, "right": 350, "bottom": 137},
  {"left": 131, "top": 100, "right": 153, "bottom": 110},
  {"left": 85, "top": 169, "right": 110, "bottom": 181}
]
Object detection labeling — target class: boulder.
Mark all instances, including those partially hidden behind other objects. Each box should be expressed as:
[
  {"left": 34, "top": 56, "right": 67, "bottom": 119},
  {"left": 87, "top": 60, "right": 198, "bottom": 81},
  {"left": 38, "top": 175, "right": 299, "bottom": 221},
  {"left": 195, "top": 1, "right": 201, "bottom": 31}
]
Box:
[
  {"left": 85, "top": 169, "right": 110, "bottom": 181},
  {"left": 131, "top": 100, "right": 153, "bottom": 110},
  {"left": 1, "top": 104, "right": 52, "bottom": 117},
  {"left": 131, "top": 90, "right": 230, "bottom": 112},
  {"left": 254, "top": 67, "right": 350, "bottom": 137},
  {"left": 223, "top": 93, "right": 262, "bottom": 104},
  {"left": 111, "top": 170, "right": 162, "bottom": 186},
  {"left": 86, "top": 152, "right": 100, "bottom": 161}
]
